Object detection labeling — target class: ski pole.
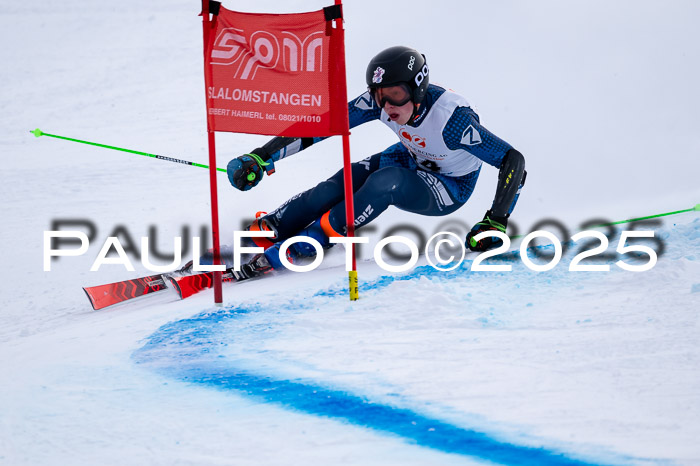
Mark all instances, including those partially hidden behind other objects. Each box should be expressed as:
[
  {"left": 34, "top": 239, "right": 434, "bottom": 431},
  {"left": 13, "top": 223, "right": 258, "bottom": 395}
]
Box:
[
  {"left": 586, "top": 204, "right": 700, "bottom": 228},
  {"left": 30, "top": 128, "right": 226, "bottom": 173},
  {"left": 510, "top": 203, "right": 699, "bottom": 240}
]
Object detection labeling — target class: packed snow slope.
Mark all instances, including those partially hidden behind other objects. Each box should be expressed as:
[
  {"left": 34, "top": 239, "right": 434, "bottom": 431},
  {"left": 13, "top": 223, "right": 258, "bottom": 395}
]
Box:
[
  {"left": 2, "top": 0, "right": 700, "bottom": 465},
  {"left": 133, "top": 217, "right": 700, "bottom": 465}
]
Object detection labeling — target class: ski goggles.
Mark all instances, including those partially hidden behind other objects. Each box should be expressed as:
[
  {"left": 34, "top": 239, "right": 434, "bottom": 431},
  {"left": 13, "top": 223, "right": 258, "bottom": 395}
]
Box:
[{"left": 370, "top": 83, "right": 412, "bottom": 108}]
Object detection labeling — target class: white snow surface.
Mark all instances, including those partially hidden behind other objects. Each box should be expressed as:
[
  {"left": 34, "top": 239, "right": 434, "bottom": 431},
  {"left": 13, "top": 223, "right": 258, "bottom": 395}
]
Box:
[{"left": 2, "top": 0, "right": 700, "bottom": 465}]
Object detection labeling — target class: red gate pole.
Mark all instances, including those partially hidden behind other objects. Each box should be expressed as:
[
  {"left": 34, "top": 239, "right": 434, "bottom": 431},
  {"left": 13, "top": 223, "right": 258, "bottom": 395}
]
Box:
[
  {"left": 201, "top": 0, "right": 223, "bottom": 304},
  {"left": 333, "top": 1, "right": 358, "bottom": 300}
]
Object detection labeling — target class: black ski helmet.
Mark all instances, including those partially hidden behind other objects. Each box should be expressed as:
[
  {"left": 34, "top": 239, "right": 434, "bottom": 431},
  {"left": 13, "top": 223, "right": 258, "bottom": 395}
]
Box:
[{"left": 366, "top": 46, "right": 429, "bottom": 104}]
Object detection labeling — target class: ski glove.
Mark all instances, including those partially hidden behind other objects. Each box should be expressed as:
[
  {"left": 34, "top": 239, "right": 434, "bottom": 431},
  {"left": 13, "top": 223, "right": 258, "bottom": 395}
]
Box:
[
  {"left": 227, "top": 149, "right": 274, "bottom": 191},
  {"left": 466, "top": 211, "right": 508, "bottom": 252}
]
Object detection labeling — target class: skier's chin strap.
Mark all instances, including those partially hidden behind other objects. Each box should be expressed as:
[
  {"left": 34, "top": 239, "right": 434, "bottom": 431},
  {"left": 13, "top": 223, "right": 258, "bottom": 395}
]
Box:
[
  {"left": 406, "top": 102, "right": 425, "bottom": 126},
  {"left": 490, "top": 148, "right": 526, "bottom": 218}
]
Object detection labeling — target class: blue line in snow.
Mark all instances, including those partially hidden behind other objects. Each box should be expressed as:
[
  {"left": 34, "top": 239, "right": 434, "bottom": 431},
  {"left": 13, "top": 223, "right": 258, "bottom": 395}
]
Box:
[
  {"left": 133, "top": 261, "right": 618, "bottom": 465},
  {"left": 148, "top": 364, "right": 597, "bottom": 465}
]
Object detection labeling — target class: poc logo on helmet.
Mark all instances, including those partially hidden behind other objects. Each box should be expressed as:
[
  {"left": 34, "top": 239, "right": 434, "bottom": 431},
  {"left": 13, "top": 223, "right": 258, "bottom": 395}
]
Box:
[
  {"left": 414, "top": 64, "right": 429, "bottom": 87},
  {"left": 408, "top": 55, "right": 416, "bottom": 70}
]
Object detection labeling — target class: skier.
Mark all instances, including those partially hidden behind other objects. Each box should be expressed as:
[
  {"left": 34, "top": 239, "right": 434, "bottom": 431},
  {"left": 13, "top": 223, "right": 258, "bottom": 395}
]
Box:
[{"left": 226, "top": 45, "right": 526, "bottom": 276}]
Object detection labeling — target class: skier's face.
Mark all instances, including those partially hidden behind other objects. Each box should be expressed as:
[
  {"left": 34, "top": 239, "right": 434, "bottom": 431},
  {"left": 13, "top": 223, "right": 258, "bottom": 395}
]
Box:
[
  {"left": 384, "top": 99, "right": 414, "bottom": 125},
  {"left": 372, "top": 83, "right": 412, "bottom": 108},
  {"left": 371, "top": 84, "right": 414, "bottom": 124}
]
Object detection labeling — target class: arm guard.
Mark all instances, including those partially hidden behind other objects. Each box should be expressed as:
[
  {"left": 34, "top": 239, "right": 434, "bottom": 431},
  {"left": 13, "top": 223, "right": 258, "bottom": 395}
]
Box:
[{"left": 490, "top": 148, "right": 526, "bottom": 218}]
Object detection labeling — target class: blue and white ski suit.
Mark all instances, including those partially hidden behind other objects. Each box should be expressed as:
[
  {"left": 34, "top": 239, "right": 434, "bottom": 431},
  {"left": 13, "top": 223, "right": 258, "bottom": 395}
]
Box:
[{"left": 260, "top": 83, "right": 518, "bottom": 239}]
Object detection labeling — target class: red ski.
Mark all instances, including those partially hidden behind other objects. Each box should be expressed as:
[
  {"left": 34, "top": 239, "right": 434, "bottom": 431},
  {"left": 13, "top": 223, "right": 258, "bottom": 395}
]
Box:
[
  {"left": 83, "top": 274, "right": 168, "bottom": 310},
  {"left": 84, "top": 255, "right": 273, "bottom": 309},
  {"left": 168, "top": 270, "right": 237, "bottom": 299},
  {"left": 169, "top": 255, "right": 274, "bottom": 299}
]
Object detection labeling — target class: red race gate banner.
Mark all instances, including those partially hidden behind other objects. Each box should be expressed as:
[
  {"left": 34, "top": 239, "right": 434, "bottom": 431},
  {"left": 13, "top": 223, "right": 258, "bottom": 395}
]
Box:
[{"left": 203, "top": 5, "right": 348, "bottom": 137}]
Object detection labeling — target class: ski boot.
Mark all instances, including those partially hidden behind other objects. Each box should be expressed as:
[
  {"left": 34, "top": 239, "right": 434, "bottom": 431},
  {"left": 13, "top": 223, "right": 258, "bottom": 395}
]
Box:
[
  {"left": 257, "top": 217, "right": 334, "bottom": 272},
  {"left": 180, "top": 211, "right": 279, "bottom": 274},
  {"left": 232, "top": 239, "right": 298, "bottom": 280},
  {"left": 232, "top": 252, "right": 277, "bottom": 280},
  {"left": 233, "top": 211, "right": 280, "bottom": 265},
  {"left": 245, "top": 211, "right": 278, "bottom": 249}
]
